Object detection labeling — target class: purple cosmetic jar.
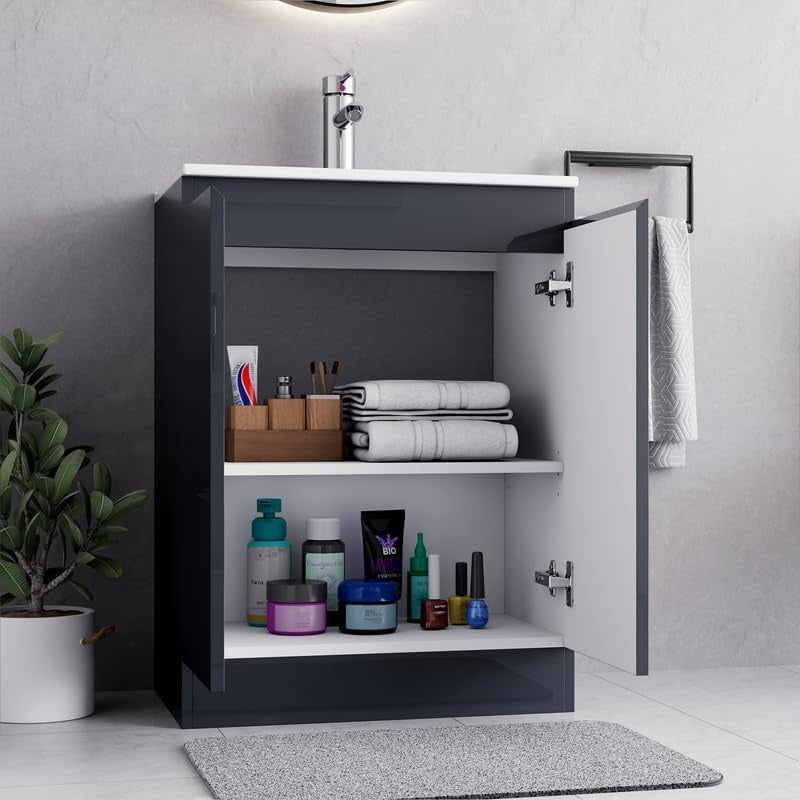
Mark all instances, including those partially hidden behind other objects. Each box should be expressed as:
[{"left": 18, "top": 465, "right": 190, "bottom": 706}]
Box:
[{"left": 266, "top": 579, "right": 327, "bottom": 636}]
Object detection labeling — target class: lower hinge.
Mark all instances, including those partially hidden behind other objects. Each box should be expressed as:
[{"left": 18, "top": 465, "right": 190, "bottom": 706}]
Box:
[
  {"left": 535, "top": 261, "right": 574, "bottom": 307},
  {"left": 534, "top": 559, "right": 574, "bottom": 607}
]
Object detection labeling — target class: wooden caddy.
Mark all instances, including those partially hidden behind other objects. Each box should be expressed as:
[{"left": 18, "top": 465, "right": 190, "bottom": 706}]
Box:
[{"left": 225, "top": 397, "right": 344, "bottom": 462}]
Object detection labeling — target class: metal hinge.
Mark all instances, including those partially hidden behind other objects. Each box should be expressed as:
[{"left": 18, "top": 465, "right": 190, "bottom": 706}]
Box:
[
  {"left": 535, "top": 262, "right": 573, "bottom": 307},
  {"left": 535, "top": 560, "right": 574, "bottom": 607}
]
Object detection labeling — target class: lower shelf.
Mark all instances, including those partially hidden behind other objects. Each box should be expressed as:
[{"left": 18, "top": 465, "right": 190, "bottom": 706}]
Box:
[
  {"left": 224, "top": 614, "right": 563, "bottom": 660},
  {"left": 223, "top": 458, "right": 563, "bottom": 476}
]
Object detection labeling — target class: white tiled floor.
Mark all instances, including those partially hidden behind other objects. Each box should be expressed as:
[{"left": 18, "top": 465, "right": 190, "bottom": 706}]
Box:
[{"left": 1, "top": 668, "right": 799, "bottom": 799}]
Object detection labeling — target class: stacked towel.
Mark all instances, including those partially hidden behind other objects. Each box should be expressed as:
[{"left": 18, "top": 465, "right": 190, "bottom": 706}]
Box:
[
  {"left": 336, "top": 380, "right": 511, "bottom": 411},
  {"left": 335, "top": 381, "right": 518, "bottom": 462}
]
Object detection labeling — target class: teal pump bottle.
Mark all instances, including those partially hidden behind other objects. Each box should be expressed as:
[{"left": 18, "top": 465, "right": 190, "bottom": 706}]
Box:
[
  {"left": 247, "top": 499, "right": 290, "bottom": 627},
  {"left": 406, "top": 532, "right": 428, "bottom": 623}
]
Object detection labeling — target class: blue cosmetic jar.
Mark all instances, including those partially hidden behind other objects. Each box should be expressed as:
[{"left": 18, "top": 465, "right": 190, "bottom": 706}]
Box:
[{"left": 338, "top": 580, "right": 398, "bottom": 635}]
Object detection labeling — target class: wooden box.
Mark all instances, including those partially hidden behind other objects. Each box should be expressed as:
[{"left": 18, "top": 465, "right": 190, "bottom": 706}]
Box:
[
  {"left": 269, "top": 398, "right": 306, "bottom": 431},
  {"left": 226, "top": 405, "right": 268, "bottom": 431},
  {"left": 305, "top": 395, "right": 342, "bottom": 430},
  {"left": 225, "top": 430, "right": 345, "bottom": 462}
]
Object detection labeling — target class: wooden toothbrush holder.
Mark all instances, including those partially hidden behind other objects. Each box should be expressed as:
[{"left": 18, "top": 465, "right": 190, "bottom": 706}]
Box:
[
  {"left": 225, "top": 402, "right": 344, "bottom": 462},
  {"left": 305, "top": 395, "right": 342, "bottom": 430}
]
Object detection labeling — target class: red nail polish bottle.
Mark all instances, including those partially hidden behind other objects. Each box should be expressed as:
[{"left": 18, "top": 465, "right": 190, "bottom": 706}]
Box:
[{"left": 420, "top": 554, "right": 448, "bottom": 630}]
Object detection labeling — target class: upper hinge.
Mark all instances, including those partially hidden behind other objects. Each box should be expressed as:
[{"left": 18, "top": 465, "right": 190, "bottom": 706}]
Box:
[
  {"left": 535, "top": 261, "right": 573, "bottom": 307},
  {"left": 534, "top": 559, "right": 574, "bottom": 607}
]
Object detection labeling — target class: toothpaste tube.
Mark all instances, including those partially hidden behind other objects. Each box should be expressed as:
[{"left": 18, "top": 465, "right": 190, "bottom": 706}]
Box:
[{"left": 227, "top": 345, "right": 258, "bottom": 406}]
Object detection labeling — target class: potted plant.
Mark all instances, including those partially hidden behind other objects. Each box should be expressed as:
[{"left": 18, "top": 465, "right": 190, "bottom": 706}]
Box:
[{"left": 0, "top": 328, "right": 147, "bottom": 723}]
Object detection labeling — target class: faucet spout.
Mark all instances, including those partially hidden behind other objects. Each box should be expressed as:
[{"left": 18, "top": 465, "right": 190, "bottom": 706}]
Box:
[
  {"left": 323, "top": 71, "right": 363, "bottom": 169},
  {"left": 332, "top": 103, "right": 364, "bottom": 130}
]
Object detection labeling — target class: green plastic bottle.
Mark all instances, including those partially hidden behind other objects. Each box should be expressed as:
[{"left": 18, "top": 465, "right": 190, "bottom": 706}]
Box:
[
  {"left": 406, "top": 532, "right": 428, "bottom": 623},
  {"left": 247, "top": 498, "right": 290, "bottom": 627}
]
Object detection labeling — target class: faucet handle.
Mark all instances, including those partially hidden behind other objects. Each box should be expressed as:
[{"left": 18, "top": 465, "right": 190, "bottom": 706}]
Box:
[{"left": 323, "top": 71, "right": 356, "bottom": 96}]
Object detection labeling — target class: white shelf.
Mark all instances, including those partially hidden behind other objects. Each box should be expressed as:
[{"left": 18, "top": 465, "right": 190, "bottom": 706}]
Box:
[
  {"left": 223, "top": 459, "right": 562, "bottom": 477},
  {"left": 224, "top": 614, "right": 563, "bottom": 660},
  {"left": 180, "top": 163, "right": 578, "bottom": 190}
]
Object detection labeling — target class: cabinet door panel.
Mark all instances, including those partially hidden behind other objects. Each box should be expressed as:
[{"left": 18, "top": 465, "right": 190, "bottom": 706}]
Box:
[
  {"left": 497, "top": 202, "right": 648, "bottom": 674},
  {"left": 155, "top": 187, "right": 225, "bottom": 692}
]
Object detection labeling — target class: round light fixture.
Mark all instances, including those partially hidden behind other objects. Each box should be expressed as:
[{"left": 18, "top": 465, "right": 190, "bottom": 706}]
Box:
[{"left": 287, "top": 0, "right": 400, "bottom": 8}]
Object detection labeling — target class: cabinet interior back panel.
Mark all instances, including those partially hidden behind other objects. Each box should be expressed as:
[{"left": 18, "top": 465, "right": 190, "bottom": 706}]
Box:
[
  {"left": 223, "top": 475, "right": 506, "bottom": 622},
  {"left": 224, "top": 267, "right": 493, "bottom": 396}
]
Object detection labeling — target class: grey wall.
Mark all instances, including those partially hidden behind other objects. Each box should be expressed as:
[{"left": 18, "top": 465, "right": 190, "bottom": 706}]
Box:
[{"left": 1, "top": 0, "right": 798, "bottom": 689}]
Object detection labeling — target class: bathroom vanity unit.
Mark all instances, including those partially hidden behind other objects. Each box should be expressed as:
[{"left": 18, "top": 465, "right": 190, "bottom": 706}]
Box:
[{"left": 154, "top": 164, "right": 648, "bottom": 728}]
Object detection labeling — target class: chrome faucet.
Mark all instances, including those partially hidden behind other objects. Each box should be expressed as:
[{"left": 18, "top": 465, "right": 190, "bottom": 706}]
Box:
[{"left": 322, "top": 71, "right": 364, "bottom": 169}]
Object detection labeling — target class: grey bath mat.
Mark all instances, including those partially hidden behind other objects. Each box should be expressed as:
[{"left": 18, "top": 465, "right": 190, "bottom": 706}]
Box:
[{"left": 184, "top": 721, "right": 722, "bottom": 799}]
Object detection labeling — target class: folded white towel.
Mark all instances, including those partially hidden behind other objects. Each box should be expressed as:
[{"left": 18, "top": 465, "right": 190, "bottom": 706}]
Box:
[
  {"left": 349, "top": 420, "right": 519, "bottom": 462},
  {"left": 336, "top": 380, "right": 511, "bottom": 411},
  {"left": 343, "top": 407, "right": 513, "bottom": 424},
  {"left": 648, "top": 217, "right": 698, "bottom": 469}
]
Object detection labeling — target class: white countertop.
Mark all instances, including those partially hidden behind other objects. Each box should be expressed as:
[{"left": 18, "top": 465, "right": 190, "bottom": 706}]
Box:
[{"left": 179, "top": 163, "right": 578, "bottom": 189}]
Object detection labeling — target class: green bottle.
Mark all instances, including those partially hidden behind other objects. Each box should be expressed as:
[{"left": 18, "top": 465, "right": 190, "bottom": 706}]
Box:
[{"left": 406, "top": 532, "right": 428, "bottom": 623}]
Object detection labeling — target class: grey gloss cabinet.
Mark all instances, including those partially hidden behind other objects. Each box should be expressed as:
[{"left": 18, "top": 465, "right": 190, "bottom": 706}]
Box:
[{"left": 154, "top": 171, "right": 647, "bottom": 728}]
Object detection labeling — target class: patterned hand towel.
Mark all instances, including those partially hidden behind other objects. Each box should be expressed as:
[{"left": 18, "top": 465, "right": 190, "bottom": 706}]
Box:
[{"left": 649, "top": 217, "right": 698, "bottom": 468}]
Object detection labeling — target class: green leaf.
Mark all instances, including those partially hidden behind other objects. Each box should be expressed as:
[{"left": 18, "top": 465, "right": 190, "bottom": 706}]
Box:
[
  {"left": 24, "top": 511, "right": 43, "bottom": 540},
  {"left": 0, "top": 559, "right": 30, "bottom": 598},
  {"left": 40, "top": 417, "right": 68, "bottom": 452},
  {"left": 75, "top": 551, "right": 95, "bottom": 565},
  {"left": 36, "top": 390, "right": 56, "bottom": 401},
  {"left": 66, "top": 578, "right": 93, "bottom": 603},
  {"left": 90, "top": 491, "right": 113, "bottom": 523},
  {"left": 52, "top": 449, "right": 85, "bottom": 503},
  {"left": 89, "top": 538, "right": 117, "bottom": 553},
  {"left": 0, "top": 487, "right": 10, "bottom": 519},
  {"left": 79, "top": 483, "right": 92, "bottom": 525},
  {"left": 88, "top": 555, "right": 122, "bottom": 578},
  {"left": 27, "top": 363, "right": 52, "bottom": 385},
  {"left": 0, "top": 335, "right": 21, "bottom": 367},
  {"left": 93, "top": 463, "right": 111, "bottom": 496},
  {"left": 106, "top": 490, "right": 148, "bottom": 522},
  {"left": 53, "top": 490, "right": 79, "bottom": 516},
  {"left": 0, "top": 525, "right": 22, "bottom": 550},
  {"left": 9, "top": 489, "right": 33, "bottom": 527},
  {"left": 21, "top": 342, "right": 46, "bottom": 373},
  {"left": 37, "top": 331, "right": 62, "bottom": 348},
  {"left": 32, "top": 372, "right": 60, "bottom": 392},
  {"left": 12, "top": 328, "right": 32, "bottom": 354},
  {"left": 32, "top": 475, "right": 55, "bottom": 502},
  {"left": 0, "top": 383, "right": 12, "bottom": 408},
  {"left": 27, "top": 407, "right": 61, "bottom": 424},
  {"left": 62, "top": 515, "right": 84, "bottom": 548},
  {"left": 95, "top": 524, "right": 127, "bottom": 536},
  {"left": 0, "top": 451, "right": 17, "bottom": 492},
  {"left": 0, "top": 362, "right": 17, "bottom": 388},
  {"left": 38, "top": 443, "right": 65, "bottom": 473},
  {"left": 12, "top": 383, "right": 36, "bottom": 412}
]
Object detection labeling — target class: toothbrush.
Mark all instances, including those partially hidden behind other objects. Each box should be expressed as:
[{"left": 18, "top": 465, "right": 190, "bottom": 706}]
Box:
[
  {"left": 309, "top": 361, "right": 317, "bottom": 395},
  {"left": 329, "top": 360, "right": 341, "bottom": 392},
  {"left": 318, "top": 361, "right": 328, "bottom": 394}
]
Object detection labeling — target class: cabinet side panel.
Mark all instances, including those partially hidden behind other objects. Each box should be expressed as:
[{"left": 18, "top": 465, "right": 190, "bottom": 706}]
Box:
[{"left": 154, "top": 187, "right": 225, "bottom": 696}]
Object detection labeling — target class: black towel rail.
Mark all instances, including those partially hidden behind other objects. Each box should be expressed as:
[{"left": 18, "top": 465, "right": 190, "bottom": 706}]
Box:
[{"left": 564, "top": 150, "right": 694, "bottom": 233}]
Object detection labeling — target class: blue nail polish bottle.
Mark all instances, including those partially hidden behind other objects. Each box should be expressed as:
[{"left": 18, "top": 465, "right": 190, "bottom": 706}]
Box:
[{"left": 466, "top": 551, "right": 489, "bottom": 629}]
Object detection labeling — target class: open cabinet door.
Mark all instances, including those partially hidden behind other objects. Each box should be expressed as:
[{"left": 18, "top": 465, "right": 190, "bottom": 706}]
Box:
[
  {"left": 155, "top": 186, "right": 226, "bottom": 693},
  {"left": 497, "top": 202, "right": 648, "bottom": 674}
]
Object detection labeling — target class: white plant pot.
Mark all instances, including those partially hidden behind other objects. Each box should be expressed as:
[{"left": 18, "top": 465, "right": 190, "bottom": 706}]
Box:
[{"left": 0, "top": 606, "right": 95, "bottom": 723}]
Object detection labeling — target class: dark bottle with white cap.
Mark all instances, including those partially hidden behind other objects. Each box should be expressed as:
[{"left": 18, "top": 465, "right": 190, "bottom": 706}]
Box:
[{"left": 301, "top": 518, "right": 345, "bottom": 626}]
